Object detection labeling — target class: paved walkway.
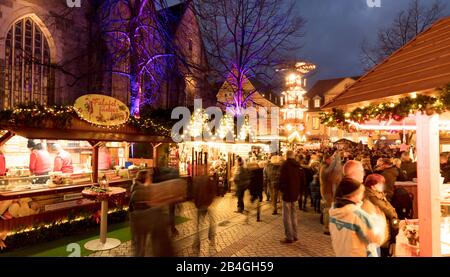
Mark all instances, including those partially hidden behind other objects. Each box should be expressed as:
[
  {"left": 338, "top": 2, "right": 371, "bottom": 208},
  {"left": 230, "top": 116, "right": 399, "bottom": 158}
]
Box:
[{"left": 89, "top": 193, "right": 335, "bottom": 257}]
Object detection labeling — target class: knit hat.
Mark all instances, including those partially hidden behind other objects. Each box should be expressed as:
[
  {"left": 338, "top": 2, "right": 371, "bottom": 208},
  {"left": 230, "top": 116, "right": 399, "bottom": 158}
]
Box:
[
  {"left": 364, "top": 174, "right": 385, "bottom": 188},
  {"left": 335, "top": 177, "right": 362, "bottom": 197}
]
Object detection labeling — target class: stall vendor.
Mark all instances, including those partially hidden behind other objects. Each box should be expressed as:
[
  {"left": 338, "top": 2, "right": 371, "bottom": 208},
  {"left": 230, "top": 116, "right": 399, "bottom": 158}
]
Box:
[
  {"left": 28, "top": 140, "right": 52, "bottom": 176},
  {"left": 51, "top": 143, "right": 74, "bottom": 173},
  {"left": 0, "top": 148, "right": 6, "bottom": 176},
  {"left": 98, "top": 146, "right": 112, "bottom": 170}
]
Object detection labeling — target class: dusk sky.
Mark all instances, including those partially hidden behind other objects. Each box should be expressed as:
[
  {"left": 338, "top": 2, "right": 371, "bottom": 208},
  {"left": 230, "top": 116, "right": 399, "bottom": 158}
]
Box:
[
  {"left": 293, "top": 0, "right": 450, "bottom": 86},
  {"left": 169, "top": 0, "right": 450, "bottom": 87}
]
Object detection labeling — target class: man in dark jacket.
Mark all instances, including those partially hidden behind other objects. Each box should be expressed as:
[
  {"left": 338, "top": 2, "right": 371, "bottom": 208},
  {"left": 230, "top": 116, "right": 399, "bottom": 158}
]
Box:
[
  {"left": 192, "top": 175, "right": 217, "bottom": 252},
  {"left": 248, "top": 162, "right": 264, "bottom": 222},
  {"left": 279, "top": 151, "right": 306, "bottom": 243},
  {"left": 299, "top": 160, "right": 313, "bottom": 211},
  {"left": 378, "top": 159, "right": 399, "bottom": 201},
  {"left": 440, "top": 153, "right": 450, "bottom": 183},
  {"left": 400, "top": 152, "right": 417, "bottom": 181}
]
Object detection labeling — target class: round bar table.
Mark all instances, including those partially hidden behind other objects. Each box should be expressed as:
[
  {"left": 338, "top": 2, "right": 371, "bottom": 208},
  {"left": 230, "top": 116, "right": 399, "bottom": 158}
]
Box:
[{"left": 81, "top": 186, "right": 126, "bottom": 251}]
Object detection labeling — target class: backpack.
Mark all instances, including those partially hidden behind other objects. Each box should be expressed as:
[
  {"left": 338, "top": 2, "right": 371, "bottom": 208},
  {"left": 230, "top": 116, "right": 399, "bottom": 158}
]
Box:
[{"left": 390, "top": 187, "right": 414, "bottom": 219}]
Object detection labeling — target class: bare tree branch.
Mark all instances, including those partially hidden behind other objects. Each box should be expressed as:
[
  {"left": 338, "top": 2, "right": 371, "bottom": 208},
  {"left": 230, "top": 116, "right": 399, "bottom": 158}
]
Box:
[{"left": 360, "top": 0, "right": 446, "bottom": 71}]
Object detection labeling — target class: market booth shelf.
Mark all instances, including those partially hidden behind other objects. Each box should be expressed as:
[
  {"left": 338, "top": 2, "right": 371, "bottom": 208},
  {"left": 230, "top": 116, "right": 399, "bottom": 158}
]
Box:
[{"left": 0, "top": 97, "right": 174, "bottom": 251}]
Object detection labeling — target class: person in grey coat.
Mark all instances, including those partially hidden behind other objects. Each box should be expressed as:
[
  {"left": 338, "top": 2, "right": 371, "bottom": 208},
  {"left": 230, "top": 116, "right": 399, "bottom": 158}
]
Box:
[
  {"left": 264, "top": 155, "right": 282, "bottom": 215},
  {"left": 129, "top": 170, "right": 174, "bottom": 257}
]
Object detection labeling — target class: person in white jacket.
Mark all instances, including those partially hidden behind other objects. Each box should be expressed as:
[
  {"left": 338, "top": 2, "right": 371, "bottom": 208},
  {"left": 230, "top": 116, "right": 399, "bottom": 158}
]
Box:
[{"left": 329, "top": 177, "right": 385, "bottom": 257}]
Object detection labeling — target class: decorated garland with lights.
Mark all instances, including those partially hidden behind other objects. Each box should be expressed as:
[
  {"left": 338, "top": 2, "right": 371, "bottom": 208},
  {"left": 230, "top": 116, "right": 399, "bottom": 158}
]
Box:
[
  {"left": 320, "top": 84, "right": 450, "bottom": 131},
  {"left": 0, "top": 103, "right": 172, "bottom": 136},
  {"left": 0, "top": 208, "right": 128, "bottom": 252}
]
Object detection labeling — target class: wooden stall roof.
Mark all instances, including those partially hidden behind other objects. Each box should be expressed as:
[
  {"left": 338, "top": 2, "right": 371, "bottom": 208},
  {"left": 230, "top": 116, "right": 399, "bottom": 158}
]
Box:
[
  {"left": 0, "top": 117, "right": 173, "bottom": 143},
  {"left": 323, "top": 16, "right": 450, "bottom": 109}
]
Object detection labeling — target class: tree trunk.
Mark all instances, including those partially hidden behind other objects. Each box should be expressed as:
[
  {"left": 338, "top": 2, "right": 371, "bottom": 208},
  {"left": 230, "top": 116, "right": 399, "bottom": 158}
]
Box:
[{"left": 129, "top": 4, "right": 140, "bottom": 116}]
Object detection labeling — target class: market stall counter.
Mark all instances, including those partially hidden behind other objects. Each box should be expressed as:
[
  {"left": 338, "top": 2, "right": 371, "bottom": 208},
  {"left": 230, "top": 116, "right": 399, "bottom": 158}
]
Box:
[
  {"left": 0, "top": 169, "right": 141, "bottom": 233},
  {"left": 0, "top": 96, "right": 173, "bottom": 252}
]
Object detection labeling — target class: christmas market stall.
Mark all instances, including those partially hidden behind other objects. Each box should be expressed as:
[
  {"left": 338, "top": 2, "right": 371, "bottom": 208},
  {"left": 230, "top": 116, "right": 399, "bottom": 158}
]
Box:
[
  {"left": 321, "top": 16, "right": 450, "bottom": 256},
  {"left": 175, "top": 108, "right": 273, "bottom": 193},
  {"left": 0, "top": 94, "right": 174, "bottom": 251}
]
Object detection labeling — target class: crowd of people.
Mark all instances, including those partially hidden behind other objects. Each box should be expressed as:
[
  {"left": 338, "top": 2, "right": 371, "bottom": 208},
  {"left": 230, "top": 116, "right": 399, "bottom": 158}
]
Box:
[
  {"left": 228, "top": 143, "right": 439, "bottom": 257},
  {"left": 130, "top": 143, "right": 450, "bottom": 257}
]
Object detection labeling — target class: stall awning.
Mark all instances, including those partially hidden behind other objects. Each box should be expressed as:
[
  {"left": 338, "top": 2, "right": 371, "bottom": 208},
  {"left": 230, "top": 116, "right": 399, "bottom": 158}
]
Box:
[{"left": 323, "top": 16, "right": 450, "bottom": 109}]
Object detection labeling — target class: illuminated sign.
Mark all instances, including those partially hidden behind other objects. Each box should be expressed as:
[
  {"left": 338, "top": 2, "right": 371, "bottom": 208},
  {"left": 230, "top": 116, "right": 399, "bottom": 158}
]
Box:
[{"left": 74, "top": 94, "right": 130, "bottom": 126}]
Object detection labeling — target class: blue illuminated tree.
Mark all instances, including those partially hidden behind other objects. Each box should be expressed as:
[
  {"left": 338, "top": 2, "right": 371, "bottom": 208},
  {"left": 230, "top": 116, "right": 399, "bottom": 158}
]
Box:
[
  {"left": 194, "top": 0, "right": 305, "bottom": 115},
  {"left": 97, "top": 0, "right": 182, "bottom": 116}
]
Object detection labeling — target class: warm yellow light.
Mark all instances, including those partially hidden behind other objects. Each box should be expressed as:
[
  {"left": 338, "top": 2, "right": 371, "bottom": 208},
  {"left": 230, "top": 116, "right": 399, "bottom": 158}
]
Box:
[
  {"left": 411, "top": 92, "right": 417, "bottom": 99},
  {"left": 345, "top": 113, "right": 350, "bottom": 118},
  {"left": 287, "top": 73, "right": 297, "bottom": 83}
]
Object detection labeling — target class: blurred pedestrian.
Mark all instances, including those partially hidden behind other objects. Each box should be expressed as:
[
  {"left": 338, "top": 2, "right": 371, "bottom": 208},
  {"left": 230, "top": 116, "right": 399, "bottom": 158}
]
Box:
[
  {"left": 309, "top": 162, "right": 321, "bottom": 213},
  {"left": 330, "top": 178, "right": 385, "bottom": 257},
  {"left": 362, "top": 174, "right": 399, "bottom": 257},
  {"left": 279, "top": 151, "right": 306, "bottom": 243},
  {"left": 264, "top": 155, "right": 282, "bottom": 215},
  {"left": 129, "top": 170, "right": 174, "bottom": 257},
  {"left": 377, "top": 158, "right": 399, "bottom": 201},
  {"left": 192, "top": 175, "right": 217, "bottom": 253},
  {"left": 231, "top": 157, "right": 250, "bottom": 213},
  {"left": 320, "top": 152, "right": 342, "bottom": 235},
  {"left": 248, "top": 160, "right": 263, "bottom": 222}
]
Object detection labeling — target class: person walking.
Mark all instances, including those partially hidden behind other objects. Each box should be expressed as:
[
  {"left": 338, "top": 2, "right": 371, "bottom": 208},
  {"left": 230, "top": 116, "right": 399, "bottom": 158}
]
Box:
[
  {"left": 309, "top": 162, "right": 321, "bottom": 213},
  {"left": 248, "top": 160, "right": 264, "bottom": 222},
  {"left": 329, "top": 177, "right": 385, "bottom": 257},
  {"left": 299, "top": 159, "right": 313, "bottom": 211},
  {"left": 129, "top": 170, "right": 174, "bottom": 257},
  {"left": 362, "top": 174, "right": 399, "bottom": 257},
  {"left": 377, "top": 158, "right": 399, "bottom": 201},
  {"left": 279, "top": 151, "right": 306, "bottom": 243},
  {"left": 231, "top": 157, "right": 249, "bottom": 213},
  {"left": 192, "top": 175, "right": 217, "bottom": 254},
  {"left": 320, "top": 152, "right": 342, "bottom": 235},
  {"left": 264, "top": 155, "right": 282, "bottom": 215}
]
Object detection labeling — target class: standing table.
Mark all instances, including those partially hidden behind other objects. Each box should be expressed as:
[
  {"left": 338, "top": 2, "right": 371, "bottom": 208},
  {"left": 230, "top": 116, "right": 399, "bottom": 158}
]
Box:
[{"left": 81, "top": 186, "right": 126, "bottom": 251}]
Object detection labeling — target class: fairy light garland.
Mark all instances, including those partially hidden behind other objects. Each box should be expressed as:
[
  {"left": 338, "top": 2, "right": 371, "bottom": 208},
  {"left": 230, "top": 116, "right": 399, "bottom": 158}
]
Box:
[
  {"left": 0, "top": 104, "right": 172, "bottom": 136},
  {"left": 320, "top": 84, "right": 450, "bottom": 131}
]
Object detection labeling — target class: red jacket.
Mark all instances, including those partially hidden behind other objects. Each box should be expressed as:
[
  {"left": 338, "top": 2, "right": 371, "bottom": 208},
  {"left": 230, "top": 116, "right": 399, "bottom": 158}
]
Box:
[
  {"left": 0, "top": 153, "right": 5, "bottom": 176},
  {"left": 54, "top": 150, "right": 74, "bottom": 173},
  {"left": 98, "top": 149, "right": 112, "bottom": 170},
  {"left": 30, "top": 150, "right": 52, "bottom": 175}
]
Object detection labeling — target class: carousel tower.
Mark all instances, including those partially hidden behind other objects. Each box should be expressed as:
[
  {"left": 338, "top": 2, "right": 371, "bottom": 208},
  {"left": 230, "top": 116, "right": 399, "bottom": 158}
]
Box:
[{"left": 278, "top": 61, "right": 316, "bottom": 142}]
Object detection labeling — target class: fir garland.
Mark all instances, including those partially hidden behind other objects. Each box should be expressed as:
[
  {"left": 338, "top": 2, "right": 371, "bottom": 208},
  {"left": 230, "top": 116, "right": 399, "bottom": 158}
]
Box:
[
  {"left": 0, "top": 103, "right": 173, "bottom": 137},
  {"left": 320, "top": 84, "right": 450, "bottom": 131},
  {"left": 0, "top": 209, "right": 128, "bottom": 253}
]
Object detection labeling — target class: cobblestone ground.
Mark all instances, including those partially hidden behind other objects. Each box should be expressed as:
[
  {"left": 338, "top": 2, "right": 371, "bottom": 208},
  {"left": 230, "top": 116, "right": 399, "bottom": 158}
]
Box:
[{"left": 89, "top": 193, "right": 335, "bottom": 257}]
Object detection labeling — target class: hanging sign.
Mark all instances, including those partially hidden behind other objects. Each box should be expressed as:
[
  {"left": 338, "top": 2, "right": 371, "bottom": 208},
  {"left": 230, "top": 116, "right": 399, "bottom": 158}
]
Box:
[{"left": 74, "top": 94, "right": 130, "bottom": 126}]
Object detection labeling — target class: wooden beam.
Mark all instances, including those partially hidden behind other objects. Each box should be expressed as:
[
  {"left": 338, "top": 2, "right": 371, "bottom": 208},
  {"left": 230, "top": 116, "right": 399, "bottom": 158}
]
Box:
[
  {"left": 0, "top": 131, "right": 14, "bottom": 147},
  {"left": 416, "top": 113, "right": 441, "bottom": 256},
  {"left": 152, "top": 143, "right": 163, "bottom": 168},
  {"left": 92, "top": 144, "right": 99, "bottom": 185}
]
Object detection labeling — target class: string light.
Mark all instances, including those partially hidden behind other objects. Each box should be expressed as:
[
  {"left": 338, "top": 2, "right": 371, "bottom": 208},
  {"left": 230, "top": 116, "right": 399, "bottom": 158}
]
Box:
[
  {"left": 2, "top": 104, "right": 172, "bottom": 136},
  {"left": 320, "top": 84, "right": 450, "bottom": 131}
]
